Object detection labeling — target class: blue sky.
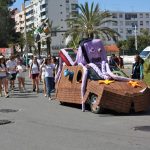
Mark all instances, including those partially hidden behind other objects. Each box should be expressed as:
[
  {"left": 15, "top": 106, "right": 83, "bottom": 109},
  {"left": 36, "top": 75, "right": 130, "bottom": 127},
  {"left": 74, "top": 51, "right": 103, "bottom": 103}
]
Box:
[{"left": 13, "top": 0, "right": 150, "bottom": 12}]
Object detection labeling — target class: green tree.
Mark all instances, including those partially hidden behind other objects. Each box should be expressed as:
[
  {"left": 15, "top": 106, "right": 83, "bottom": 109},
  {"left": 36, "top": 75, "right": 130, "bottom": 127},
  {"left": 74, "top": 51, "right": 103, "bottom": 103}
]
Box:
[
  {"left": 66, "top": 2, "right": 120, "bottom": 47},
  {"left": 137, "top": 29, "right": 150, "bottom": 51},
  {"left": 117, "top": 29, "right": 150, "bottom": 55},
  {"left": 0, "top": 0, "right": 17, "bottom": 47}
]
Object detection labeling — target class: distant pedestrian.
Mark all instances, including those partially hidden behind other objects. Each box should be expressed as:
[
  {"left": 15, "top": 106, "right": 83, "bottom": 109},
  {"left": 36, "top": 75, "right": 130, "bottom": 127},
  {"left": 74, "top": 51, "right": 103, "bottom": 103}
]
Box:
[
  {"left": 16, "top": 60, "right": 26, "bottom": 92},
  {"left": 131, "top": 55, "right": 144, "bottom": 80},
  {"left": 29, "top": 56, "right": 40, "bottom": 92},
  {"left": 109, "top": 54, "right": 119, "bottom": 67},
  {"left": 118, "top": 55, "right": 124, "bottom": 69},
  {"left": 40, "top": 57, "right": 55, "bottom": 100},
  {"left": 0, "top": 56, "right": 9, "bottom": 98},
  {"left": 6, "top": 55, "right": 17, "bottom": 90}
]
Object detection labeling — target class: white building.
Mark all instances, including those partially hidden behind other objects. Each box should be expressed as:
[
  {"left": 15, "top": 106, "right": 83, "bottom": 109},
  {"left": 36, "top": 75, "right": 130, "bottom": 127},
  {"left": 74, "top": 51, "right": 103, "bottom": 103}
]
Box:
[
  {"left": 15, "top": 0, "right": 78, "bottom": 55},
  {"left": 15, "top": 5, "right": 25, "bottom": 33},
  {"left": 104, "top": 11, "right": 150, "bottom": 42}
]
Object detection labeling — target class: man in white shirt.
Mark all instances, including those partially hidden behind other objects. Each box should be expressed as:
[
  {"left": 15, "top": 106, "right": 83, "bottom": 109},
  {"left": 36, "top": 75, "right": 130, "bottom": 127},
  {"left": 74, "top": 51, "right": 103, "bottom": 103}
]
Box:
[{"left": 6, "top": 55, "right": 17, "bottom": 90}]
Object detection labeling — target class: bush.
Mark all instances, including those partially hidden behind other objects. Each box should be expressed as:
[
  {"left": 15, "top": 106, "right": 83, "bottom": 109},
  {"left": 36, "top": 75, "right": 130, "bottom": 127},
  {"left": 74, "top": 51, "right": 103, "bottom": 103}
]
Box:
[{"left": 144, "top": 59, "right": 150, "bottom": 85}]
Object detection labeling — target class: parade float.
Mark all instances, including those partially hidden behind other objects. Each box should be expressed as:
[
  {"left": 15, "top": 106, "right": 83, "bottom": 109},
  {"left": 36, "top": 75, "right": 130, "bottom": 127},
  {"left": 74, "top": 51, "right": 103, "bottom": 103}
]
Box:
[{"left": 55, "top": 39, "right": 150, "bottom": 113}]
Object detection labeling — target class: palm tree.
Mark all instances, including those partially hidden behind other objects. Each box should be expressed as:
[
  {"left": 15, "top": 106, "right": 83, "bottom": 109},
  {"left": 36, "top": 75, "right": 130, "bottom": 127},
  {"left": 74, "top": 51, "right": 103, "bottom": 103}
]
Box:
[{"left": 66, "top": 2, "right": 120, "bottom": 47}]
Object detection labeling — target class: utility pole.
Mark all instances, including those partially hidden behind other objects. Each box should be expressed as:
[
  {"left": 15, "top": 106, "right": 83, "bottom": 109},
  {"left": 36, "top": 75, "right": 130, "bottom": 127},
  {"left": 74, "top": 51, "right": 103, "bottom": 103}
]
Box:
[
  {"left": 23, "top": 0, "right": 28, "bottom": 66},
  {"left": 134, "top": 25, "right": 138, "bottom": 51}
]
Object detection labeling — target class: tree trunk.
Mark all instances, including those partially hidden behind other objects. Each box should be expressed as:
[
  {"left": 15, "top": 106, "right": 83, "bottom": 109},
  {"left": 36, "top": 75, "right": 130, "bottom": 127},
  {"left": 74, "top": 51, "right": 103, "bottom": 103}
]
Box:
[
  {"left": 38, "top": 42, "right": 41, "bottom": 57},
  {"left": 46, "top": 37, "right": 51, "bottom": 56}
]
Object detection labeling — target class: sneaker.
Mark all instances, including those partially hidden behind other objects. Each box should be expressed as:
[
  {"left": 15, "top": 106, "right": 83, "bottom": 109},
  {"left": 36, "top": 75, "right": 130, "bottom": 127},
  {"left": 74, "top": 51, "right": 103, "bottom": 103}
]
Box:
[
  {"left": 44, "top": 94, "right": 47, "bottom": 97},
  {"left": 33, "top": 88, "right": 35, "bottom": 92},
  {"left": 5, "top": 94, "right": 9, "bottom": 98},
  {"left": 48, "top": 97, "right": 51, "bottom": 100}
]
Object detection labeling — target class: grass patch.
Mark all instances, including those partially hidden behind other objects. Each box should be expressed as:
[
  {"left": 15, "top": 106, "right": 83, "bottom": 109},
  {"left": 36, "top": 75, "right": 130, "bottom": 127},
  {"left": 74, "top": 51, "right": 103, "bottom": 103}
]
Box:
[{"left": 144, "top": 73, "right": 150, "bottom": 86}]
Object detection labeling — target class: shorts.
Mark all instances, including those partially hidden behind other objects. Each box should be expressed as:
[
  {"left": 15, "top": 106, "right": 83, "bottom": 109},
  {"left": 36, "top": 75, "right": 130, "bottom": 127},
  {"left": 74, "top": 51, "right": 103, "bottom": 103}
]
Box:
[
  {"left": 10, "top": 73, "right": 17, "bottom": 80},
  {"left": 31, "top": 73, "right": 39, "bottom": 79},
  {"left": 0, "top": 76, "right": 6, "bottom": 80}
]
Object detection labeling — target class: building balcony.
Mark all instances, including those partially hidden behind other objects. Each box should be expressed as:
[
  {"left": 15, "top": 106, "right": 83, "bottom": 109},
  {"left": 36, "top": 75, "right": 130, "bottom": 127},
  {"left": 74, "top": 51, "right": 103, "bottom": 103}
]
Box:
[
  {"left": 40, "top": 0, "right": 47, "bottom": 5},
  {"left": 26, "top": 20, "right": 34, "bottom": 26},
  {"left": 26, "top": 14, "right": 34, "bottom": 20},
  {"left": 41, "top": 15, "right": 47, "bottom": 20},
  {"left": 41, "top": 7, "right": 47, "bottom": 13}
]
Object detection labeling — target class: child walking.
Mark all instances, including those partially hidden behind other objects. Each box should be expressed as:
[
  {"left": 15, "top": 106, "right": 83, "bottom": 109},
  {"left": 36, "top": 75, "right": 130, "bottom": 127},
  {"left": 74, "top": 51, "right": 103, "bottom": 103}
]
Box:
[{"left": 16, "top": 60, "right": 26, "bottom": 92}]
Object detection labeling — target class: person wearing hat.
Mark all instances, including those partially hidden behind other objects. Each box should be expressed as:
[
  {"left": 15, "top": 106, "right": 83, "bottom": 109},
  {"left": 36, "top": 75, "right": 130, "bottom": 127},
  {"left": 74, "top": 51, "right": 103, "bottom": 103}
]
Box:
[{"left": 0, "top": 56, "right": 9, "bottom": 97}]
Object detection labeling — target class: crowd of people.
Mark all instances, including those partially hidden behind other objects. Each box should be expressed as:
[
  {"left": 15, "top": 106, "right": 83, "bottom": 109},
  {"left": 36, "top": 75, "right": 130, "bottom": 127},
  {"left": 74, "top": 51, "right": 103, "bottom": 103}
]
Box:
[
  {"left": 0, "top": 53, "right": 57, "bottom": 100},
  {"left": 0, "top": 52, "right": 146, "bottom": 99}
]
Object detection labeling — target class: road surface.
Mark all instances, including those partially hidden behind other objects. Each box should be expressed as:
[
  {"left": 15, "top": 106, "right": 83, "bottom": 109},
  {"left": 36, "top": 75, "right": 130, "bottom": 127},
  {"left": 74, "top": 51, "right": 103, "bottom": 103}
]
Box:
[{"left": 0, "top": 71, "right": 150, "bottom": 150}]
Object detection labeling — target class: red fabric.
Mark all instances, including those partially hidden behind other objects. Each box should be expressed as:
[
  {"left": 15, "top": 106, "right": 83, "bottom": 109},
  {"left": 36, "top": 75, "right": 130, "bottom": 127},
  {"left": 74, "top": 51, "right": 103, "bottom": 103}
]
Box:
[{"left": 59, "top": 51, "right": 71, "bottom": 66}]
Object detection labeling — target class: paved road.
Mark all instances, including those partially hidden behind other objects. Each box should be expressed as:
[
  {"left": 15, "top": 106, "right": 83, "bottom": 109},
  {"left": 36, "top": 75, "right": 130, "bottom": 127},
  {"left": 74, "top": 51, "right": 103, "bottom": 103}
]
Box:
[{"left": 0, "top": 72, "right": 150, "bottom": 150}]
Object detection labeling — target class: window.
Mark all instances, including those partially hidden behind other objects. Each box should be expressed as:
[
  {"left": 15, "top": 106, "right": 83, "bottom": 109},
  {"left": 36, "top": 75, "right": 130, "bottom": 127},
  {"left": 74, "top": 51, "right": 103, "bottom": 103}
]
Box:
[
  {"left": 71, "top": 4, "right": 77, "bottom": 10},
  {"left": 41, "top": 11, "right": 46, "bottom": 16},
  {"left": 112, "top": 13, "right": 117, "bottom": 18},
  {"left": 66, "top": 0, "right": 69, "bottom": 3},
  {"left": 119, "top": 13, "right": 123, "bottom": 18},
  {"left": 120, "top": 21, "right": 123, "bottom": 26},
  {"left": 125, "top": 13, "right": 137, "bottom": 20},
  {"left": 126, "top": 29, "right": 132, "bottom": 34},
  {"left": 146, "top": 21, "right": 149, "bottom": 26},
  {"left": 140, "top": 21, "right": 143, "bottom": 26},
  {"left": 71, "top": 11, "right": 78, "bottom": 17},
  {"left": 120, "top": 28, "right": 123, "bottom": 33},
  {"left": 112, "top": 22, "right": 118, "bottom": 26},
  {"left": 146, "top": 13, "right": 149, "bottom": 18},
  {"left": 140, "top": 13, "right": 143, "bottom": 18}
]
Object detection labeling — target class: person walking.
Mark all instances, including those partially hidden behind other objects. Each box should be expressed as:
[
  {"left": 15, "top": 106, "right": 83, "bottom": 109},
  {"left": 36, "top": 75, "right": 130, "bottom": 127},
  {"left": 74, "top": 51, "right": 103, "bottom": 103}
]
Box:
[
  {"left": 6, "top": 55, "right": 17, "bottom": 91},
  {"left": 16, "top": 60, "right": 26, "bottom": 92},
  {"left": 108, "top": 54, "right": 119, "bottom": 67},
  {"left": 40, "top": 57, "right": 55, "bottom": 100},
  {"left": 131, "top": 55, "right": 144, "bottom": 80},
  {"left": 29, "top": 56, "right": 40, "bottom": 92},
  {"left": 0, "top": 56, "right": 9, "bottom": 98}
]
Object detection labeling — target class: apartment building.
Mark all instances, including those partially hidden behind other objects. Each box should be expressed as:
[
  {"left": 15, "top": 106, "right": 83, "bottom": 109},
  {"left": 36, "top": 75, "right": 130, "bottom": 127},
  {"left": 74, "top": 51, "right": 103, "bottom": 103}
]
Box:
[
  {"left": 15, "top": 0, "right": 78, "bottom": 55},
  {"left": 104, "top": 11, "right": 150, "bottom": 42},
  {"left": 15, "top": 6, "right": 25, "bottom": 33}
]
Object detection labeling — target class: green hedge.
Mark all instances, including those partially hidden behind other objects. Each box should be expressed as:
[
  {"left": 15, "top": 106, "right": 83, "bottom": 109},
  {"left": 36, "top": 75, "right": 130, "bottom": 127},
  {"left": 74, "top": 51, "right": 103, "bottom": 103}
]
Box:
[{"left": 144, "top": 59, "right": 150, "bottom": 85}]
